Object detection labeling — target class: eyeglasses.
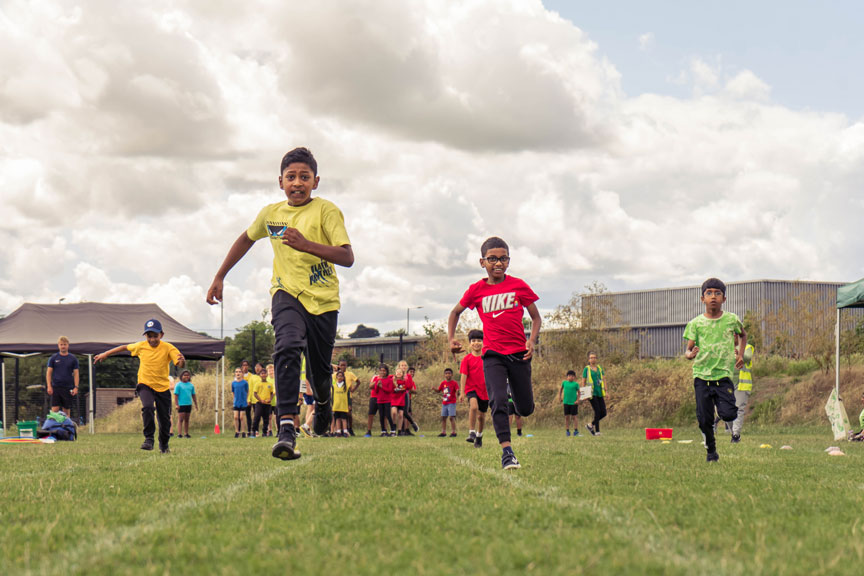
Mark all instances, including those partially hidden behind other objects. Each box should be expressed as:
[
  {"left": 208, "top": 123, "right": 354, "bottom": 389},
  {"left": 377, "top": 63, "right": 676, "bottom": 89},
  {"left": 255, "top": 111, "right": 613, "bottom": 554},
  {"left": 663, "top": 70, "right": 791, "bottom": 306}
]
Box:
[{"left": 483, "top": 256, "right": 510, "bottom": 264}]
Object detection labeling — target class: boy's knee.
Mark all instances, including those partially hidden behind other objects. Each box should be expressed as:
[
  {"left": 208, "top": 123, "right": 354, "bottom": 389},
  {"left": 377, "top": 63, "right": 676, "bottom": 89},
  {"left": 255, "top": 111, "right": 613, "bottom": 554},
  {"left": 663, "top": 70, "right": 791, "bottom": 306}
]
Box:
[{"left": 516, "top": 402, "right": 535, "bottom": 418}]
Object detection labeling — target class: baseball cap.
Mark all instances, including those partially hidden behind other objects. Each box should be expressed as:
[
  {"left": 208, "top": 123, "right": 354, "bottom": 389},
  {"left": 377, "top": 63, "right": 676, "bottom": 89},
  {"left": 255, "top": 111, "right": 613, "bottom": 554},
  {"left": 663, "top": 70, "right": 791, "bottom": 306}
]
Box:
[{"left": 143, "top": 319, "right": 163, "bottom": 334}]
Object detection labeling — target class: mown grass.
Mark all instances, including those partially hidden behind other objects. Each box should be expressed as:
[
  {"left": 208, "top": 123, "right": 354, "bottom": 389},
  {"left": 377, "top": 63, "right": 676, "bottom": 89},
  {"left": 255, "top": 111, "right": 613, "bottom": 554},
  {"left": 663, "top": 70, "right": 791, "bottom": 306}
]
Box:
[{"left": 1, "top": 426, "right": 862, "bottom": 576}]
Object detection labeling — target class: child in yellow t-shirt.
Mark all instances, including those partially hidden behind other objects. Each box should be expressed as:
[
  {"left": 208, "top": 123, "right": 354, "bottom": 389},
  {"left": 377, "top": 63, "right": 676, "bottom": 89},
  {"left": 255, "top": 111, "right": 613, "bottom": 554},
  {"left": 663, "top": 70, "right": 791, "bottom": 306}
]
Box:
[
  {"left": 207, "top": 147, "right": 354, "bottom": 461},
  {"left": 253, "top": 364, "right": 274, "bottom": 437},
  {"left": 95, "top": 319, "right": 185, "bottom": 453},
  {"left": 332, "top": 370, "right": 350, "bottom": 437}
]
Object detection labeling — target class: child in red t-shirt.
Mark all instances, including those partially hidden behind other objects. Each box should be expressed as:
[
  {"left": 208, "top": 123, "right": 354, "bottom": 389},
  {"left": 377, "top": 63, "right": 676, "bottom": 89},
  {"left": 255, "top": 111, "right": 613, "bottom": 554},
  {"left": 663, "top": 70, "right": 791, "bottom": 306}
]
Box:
[
  {"left": 437, "top": 367, "right": 459, "bottom": 437},
  {"left": 458, "top": 330, "right": 488, "bottom": 447},
  {"left": 391, "top": 366, "right": 408, "bottom": 435},
  {"left": 371, "top": 364, "right": 396, "bottom": 436},
  {"left": 448, "top": 236, "right": 542, "bottom": 470}
]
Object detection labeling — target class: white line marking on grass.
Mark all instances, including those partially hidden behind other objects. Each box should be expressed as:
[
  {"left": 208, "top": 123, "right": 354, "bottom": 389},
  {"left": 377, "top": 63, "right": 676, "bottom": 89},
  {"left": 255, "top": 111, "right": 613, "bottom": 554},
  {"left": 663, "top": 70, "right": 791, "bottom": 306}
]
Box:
[
  {"left": 29, "top": 445, "right": 349, "bottom": 576},
  {"left": 431, "top": 445, "right": 741, "bottom": 575}
]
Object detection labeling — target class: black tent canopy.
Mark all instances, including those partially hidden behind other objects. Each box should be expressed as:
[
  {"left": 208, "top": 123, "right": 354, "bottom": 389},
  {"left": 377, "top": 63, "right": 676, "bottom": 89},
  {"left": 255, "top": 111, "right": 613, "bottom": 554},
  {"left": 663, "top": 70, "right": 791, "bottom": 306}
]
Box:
[{"left": 0, "top": 302, "right": 224, "bottom": 359}]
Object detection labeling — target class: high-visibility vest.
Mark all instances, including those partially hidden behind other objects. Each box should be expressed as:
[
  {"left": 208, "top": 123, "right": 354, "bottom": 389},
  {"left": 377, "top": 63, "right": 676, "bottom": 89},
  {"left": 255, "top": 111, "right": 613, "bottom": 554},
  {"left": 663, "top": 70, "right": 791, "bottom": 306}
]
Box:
[
  {"left": 737, "top": 344, "right": 754, "bottom": 391},
  {"left": 585, "top": 365, "right": 606, "bottom": 397}
]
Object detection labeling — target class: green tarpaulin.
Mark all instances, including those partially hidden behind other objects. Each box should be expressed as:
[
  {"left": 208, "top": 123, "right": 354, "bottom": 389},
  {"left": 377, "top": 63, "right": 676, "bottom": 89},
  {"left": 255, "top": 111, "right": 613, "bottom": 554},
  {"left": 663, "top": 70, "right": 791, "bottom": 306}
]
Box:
[{"left": 837, "top": 277, "right": 864, "bottom": 309}]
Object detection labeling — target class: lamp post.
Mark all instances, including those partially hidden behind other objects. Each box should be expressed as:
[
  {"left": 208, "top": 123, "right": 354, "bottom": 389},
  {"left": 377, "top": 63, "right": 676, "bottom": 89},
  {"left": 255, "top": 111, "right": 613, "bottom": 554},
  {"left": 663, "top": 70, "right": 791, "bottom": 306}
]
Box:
[{"left": 406, "top": 306, "right": 423, "bottom": 335}]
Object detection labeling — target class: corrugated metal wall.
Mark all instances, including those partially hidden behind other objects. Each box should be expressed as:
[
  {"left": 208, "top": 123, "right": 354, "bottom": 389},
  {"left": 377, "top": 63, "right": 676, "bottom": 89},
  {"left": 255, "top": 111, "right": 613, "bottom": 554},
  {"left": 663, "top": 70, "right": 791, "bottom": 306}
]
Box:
[{"left": 581, "top": 280, "right": 861, "bottom": 358}]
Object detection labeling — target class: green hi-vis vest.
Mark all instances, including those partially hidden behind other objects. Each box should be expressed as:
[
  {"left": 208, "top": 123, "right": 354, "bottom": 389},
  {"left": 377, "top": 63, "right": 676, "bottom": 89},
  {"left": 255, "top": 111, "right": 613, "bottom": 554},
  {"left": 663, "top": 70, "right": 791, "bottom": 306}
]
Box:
[
  {"left": 585, "top": 365, "right": 606, "bottom": 397},
  {"left": 737, "top": 344, "right": 754, "bottom": 391}
]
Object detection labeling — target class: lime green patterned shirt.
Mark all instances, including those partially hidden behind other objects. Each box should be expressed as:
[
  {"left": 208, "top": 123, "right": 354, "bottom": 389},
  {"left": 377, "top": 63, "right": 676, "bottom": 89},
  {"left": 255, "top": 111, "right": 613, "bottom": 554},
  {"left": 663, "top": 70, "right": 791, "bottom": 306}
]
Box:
[{"left": 683, "top": 312, "right": 743, "bottom": 381}]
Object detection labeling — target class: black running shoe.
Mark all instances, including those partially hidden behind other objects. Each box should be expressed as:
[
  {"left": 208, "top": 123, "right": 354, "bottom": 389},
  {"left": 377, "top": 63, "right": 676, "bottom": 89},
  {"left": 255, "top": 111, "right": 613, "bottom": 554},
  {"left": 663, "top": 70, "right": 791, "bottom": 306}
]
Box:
[
  {"left": 706, "top": 451, "right": 720, "bottom": 463},
  {"left": 586, "top": 424, "right": 596, "bottom": 436},
  {"left": 348, "top": 428, "right": 355, "bottom": 437},
  {"left": 141, "top": 439, "right": 154, "bottom": 451},
  {"left": 160, "top": 446, "right": 170, "bottom": 454},
  {"left": 272, "top": 423, "right": 301, "bottom": 461},
  {"left": 449, "top": 432, "right": 457, "bottom": 437},
  {"left": 411, "top": 420, "right": 420, "bottom": 433},
  {"left": 502, "top": 451, "right": 521, "bottom": 470},
  {"left": 466, "top": 432, "right": 476, "bottom": 443},
  {"left": 731, "top": 434, "right": 740, "bottom": 444},
  {"left": 313, "top": 399, "right": 332, "bottom": 436},
  {"left": 474, "top": 435, "right": 483, "bottom": 448},
  {"left": 438, "top": 432, "right": 447, "bottom": 437}
]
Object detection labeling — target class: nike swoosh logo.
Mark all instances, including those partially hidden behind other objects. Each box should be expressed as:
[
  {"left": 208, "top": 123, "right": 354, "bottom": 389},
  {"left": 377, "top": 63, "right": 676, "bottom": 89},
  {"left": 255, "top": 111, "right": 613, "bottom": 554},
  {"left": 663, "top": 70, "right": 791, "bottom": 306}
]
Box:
[{"left": 492, "top": 311, "right": 505, "bottom": 318}]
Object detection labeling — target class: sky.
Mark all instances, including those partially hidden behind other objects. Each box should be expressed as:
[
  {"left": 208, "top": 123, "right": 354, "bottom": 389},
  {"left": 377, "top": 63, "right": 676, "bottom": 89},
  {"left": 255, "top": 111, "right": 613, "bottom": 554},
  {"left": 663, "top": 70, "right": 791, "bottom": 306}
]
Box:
[{"left": 1, "top": 0, "right": 862, "bottom": 338}]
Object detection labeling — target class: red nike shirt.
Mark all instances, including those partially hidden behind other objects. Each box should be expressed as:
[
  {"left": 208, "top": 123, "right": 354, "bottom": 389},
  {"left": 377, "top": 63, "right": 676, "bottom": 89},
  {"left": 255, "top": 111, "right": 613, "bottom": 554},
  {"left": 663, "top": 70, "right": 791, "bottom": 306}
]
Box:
[{"left": 459, "top": 275, "right": 539, "bottom": 355}]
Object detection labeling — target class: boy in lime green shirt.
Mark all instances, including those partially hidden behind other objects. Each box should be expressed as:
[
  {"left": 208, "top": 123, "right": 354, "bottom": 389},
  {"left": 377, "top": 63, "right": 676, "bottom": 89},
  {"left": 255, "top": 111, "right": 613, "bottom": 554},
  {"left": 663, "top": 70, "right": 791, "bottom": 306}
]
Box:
[
  {"left": 207, "top": 147, "right": 354, "bottom": 460},
  {"left": 683, "top": 278, "right": 747, "bottom": 463}
]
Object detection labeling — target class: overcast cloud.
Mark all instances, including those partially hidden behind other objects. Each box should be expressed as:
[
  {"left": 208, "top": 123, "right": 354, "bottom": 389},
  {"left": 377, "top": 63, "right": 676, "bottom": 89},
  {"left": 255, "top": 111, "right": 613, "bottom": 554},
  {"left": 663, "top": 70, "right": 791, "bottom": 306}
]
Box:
[{"left": 1, "top": 0, "right": 861, "bottom": 336}]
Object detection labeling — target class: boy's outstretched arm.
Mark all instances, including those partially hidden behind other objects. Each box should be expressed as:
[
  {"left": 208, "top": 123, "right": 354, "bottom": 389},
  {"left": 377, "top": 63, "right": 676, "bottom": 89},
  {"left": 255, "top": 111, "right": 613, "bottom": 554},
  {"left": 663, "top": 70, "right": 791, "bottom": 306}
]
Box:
[
  {"left": 684, "top": 340, "right": 698, "bottom": 360},
  {"left": 207, "top": 232, "right": 256, "bottom": 304},
  {"left": 94, "top": 345, "right": 128, "bottom": 363},
  {"left": 280, "top": 229, "right": 354, "bottom": 268},
  {"left": 447, "top": 304, "right": 466, "bottom": 353},
  {"left": 736, "top": 329, "right": 748, "bottom": 369},
  {"left": 524, "top": 303, "right": 542, "bottom": 360}
]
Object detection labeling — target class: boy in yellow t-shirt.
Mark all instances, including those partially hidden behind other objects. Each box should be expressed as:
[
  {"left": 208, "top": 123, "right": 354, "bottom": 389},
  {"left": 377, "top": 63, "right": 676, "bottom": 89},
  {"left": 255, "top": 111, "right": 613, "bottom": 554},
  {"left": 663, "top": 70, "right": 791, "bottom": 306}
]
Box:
[
  {"left": 207, "top": 147, "right": 354, "bottom": 461},
  {"left": 253, "top": 364, "right": 274, "bottom": 437},
  {"left": 95, "top": 319, "right": 185, "bottom": 453}
]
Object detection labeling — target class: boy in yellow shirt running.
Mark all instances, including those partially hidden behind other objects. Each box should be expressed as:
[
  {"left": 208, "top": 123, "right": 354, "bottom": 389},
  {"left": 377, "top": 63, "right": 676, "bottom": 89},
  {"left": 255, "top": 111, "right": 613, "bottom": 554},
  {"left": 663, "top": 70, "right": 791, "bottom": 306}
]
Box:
[
  {"left": 207, "top": 147, "right": 354, "bottom": 460},
  {"left": 95, "top": 319, "right": 185, "bottom": 453}
]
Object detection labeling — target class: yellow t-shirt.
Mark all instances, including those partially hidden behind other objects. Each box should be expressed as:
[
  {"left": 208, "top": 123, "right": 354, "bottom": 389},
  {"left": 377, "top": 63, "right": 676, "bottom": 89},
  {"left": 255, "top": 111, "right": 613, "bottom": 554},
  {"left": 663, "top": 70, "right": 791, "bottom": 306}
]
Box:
[
  {"left": 127, "top": 340, "right": 182, "bottom": 393},
  {"left": 246, "top": 374, "right": 261, "bottom": 404},
  {"left": 246, "top": 198, "right": 351, "bottom": 315},
  {"left": 268, "top": 376, "right": 277, "bottom": 406},
  {"left": 254, "top": 377, "right": 274, "bottom": 405},
  {"left": 332, "top": 377, "right": 350, "bottom": 413},
  {"left": 343, "top": 371, "right": 358, "bottom": 391}
]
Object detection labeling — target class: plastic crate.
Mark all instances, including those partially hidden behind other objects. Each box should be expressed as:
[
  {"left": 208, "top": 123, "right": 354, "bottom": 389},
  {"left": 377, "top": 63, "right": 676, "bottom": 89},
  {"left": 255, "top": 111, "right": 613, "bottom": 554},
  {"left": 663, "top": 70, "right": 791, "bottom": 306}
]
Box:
[
  {"left": 645, "top": 427, "right": 673, "bottom": 440},
  {"left": 17, "top": 420, "right": 38, "bottom": 438}
]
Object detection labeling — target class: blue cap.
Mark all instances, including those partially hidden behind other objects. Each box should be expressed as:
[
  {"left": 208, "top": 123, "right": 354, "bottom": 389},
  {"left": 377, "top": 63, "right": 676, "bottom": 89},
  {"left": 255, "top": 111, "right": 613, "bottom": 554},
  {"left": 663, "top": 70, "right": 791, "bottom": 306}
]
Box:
[{"left": 143, "top": 319, "right": 163, "bottom": 335}]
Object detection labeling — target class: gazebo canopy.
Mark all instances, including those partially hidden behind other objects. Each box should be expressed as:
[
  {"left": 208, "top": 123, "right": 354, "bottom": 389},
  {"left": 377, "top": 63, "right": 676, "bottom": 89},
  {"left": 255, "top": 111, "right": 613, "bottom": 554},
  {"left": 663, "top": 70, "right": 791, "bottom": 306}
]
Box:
[
  {"left": 0, "top": 302, "right": 224, "bottom": 359},
  {"left": 837, "top": 278, "right": 864, "bottom": 309}
]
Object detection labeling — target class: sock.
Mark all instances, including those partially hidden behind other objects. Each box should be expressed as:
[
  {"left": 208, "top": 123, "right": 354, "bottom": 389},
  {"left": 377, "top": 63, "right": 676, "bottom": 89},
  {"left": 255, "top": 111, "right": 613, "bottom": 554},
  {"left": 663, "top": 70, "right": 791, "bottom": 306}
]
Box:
[
  {"left": 470, "top": 429, "right": 476, "bottom": 435},
  {"left": 477, "top": 431, "right": 483, "bottom": 437},
  {"left": 280, "top": 418, "right": 294, "bottom": 428}
]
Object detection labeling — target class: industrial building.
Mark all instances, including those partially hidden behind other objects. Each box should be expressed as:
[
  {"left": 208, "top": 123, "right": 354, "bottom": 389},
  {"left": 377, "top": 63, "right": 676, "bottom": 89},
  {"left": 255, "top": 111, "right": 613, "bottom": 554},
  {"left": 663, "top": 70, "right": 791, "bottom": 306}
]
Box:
[{"left": 581, "top": 279, "right": 857, "bottom": 358}]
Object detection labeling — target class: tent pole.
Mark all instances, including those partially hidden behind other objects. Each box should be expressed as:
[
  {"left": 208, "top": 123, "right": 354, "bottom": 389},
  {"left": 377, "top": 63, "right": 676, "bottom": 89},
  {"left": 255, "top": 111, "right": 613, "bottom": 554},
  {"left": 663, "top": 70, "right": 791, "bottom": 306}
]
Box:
[
  {"left": 835, "top": 308, "right": 840, "bottom": 398},
  {"left": 2, "top": 359, "right": 6, "bottom": 433},
  {"left": 221, "top": 356, "right": 225, "bottom": 432},
  {"left": 88, "top": 355, "right": 95, "bottom": 435}
]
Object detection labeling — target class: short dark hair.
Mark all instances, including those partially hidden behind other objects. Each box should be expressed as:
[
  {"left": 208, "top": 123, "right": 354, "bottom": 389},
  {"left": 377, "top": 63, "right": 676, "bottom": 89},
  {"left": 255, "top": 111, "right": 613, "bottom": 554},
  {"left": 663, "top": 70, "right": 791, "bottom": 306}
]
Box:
[
  {"left": 444, "top": 368, "right": 453, "bottom": 373},
  {"left": 566, "top": 370, "right": 576, "bottom": 376},
  {"left": 701, "top": 277, "right": 726, "bottom": 296},
  {"left": 280, "top": 147, "right": 318, "bottom": 176},
  {"left": 468, "top": 329, "right": 484, "bottom": 341},
  {"left": 377, "top": 363, "right": 390, "bottom": 375},
  {"left": 480, "top": 236, "right": 509, "bottom": 257}
]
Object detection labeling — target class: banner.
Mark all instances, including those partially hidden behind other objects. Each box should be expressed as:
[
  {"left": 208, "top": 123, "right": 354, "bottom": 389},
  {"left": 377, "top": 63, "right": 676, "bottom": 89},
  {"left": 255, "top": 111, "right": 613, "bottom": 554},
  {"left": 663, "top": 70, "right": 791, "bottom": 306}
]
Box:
[{"left": 825, "top": 388, "right": 850, "bottom": 441}]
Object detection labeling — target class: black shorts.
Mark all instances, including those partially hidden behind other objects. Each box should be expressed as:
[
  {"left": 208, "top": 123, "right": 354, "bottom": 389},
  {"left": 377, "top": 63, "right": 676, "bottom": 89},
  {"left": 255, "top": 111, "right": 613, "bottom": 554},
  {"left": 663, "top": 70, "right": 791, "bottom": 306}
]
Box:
[
  {"left": 368, "top": 398, "right": 379, "bottom": 416},
  {"left": 563, "top": 403, "right": 579, "bottom": 416},
  {"left": 177, "top": 405, "right": 192, "bottom": 414},
  {"left": 392, "top": 404, "right": 405, "bottom": 413},
  {"left": 51, "top": 388, "right": 74, "bottom": 410},
  {"left": 466, "top": 391, "right": 489, "bottom": 413},
  {"left": 508, "top": 402, "right": 516, "bottom": 416},
  {"left": 334, "top": 411, "right": 349, "bottom": 420}
]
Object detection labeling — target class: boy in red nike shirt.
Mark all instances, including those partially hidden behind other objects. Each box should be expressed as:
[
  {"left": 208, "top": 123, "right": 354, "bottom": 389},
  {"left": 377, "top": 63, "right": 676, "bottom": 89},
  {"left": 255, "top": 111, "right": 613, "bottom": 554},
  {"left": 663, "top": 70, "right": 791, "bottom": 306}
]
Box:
[{"left": 448, "top": 237, "right": 542, "bottom": 470}]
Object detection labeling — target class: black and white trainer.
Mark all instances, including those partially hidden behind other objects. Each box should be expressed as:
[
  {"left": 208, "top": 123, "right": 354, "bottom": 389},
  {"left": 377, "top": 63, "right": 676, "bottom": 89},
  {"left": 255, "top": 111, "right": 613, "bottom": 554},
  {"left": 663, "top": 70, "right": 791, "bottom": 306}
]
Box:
[
  {"left": 272, "top": 422, "right": 302, "bottom": 461},
  {"left": 502, "top": 451, "right": 521, "bottom": 470},
  {"left": 466, "top": 431, "right": 476, "bottom": 444}
]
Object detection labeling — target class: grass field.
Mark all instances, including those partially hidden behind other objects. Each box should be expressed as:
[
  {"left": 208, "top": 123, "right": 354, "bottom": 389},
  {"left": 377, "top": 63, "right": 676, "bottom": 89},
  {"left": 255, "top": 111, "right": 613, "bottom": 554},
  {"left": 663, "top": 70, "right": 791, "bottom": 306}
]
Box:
[{"left": 1, "top": 426, "right": 862, "bottom": 576}]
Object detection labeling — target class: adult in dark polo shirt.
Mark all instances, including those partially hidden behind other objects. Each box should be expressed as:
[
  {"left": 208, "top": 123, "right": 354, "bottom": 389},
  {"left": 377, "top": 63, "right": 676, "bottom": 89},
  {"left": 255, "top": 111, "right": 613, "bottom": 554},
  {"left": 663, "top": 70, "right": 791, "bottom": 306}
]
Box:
[{"left": 46, "top": 336, "right": 80, "bottom": 413}]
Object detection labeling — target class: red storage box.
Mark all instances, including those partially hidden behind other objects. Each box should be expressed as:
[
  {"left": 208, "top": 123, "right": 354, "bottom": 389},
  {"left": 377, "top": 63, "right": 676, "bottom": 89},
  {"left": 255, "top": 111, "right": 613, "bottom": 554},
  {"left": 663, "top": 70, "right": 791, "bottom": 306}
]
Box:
[{"left": 645, "top": 428, "right": 673, "bottom": 440}]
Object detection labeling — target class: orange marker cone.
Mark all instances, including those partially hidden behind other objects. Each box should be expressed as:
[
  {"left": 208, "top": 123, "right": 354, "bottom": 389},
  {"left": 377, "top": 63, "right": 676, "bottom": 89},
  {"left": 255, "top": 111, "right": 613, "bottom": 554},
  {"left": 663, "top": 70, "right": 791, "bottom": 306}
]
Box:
[{"left": 215, "top": 423, "right": 221, "bottom": 434}]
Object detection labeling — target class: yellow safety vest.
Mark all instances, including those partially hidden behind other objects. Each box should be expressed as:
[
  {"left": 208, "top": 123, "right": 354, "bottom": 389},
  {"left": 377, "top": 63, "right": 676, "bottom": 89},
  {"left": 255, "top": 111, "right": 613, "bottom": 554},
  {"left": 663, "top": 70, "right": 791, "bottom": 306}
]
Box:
[
  {"left": 585, "top": 365, "right": 606, "bottom": 397},
  {"left": 737, "top": 344, "right": 754, "bottom": 391}
]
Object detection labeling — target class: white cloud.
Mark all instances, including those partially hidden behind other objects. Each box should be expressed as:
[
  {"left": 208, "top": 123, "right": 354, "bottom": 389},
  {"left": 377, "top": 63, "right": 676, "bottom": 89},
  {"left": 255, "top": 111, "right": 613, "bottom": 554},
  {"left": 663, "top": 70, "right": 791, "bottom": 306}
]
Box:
[
  {"left": 638, "top": 32, "right": 655, "bottom": 52},
  {"left": 1, "top": 0, "right": 861, "bottom": 338}
]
